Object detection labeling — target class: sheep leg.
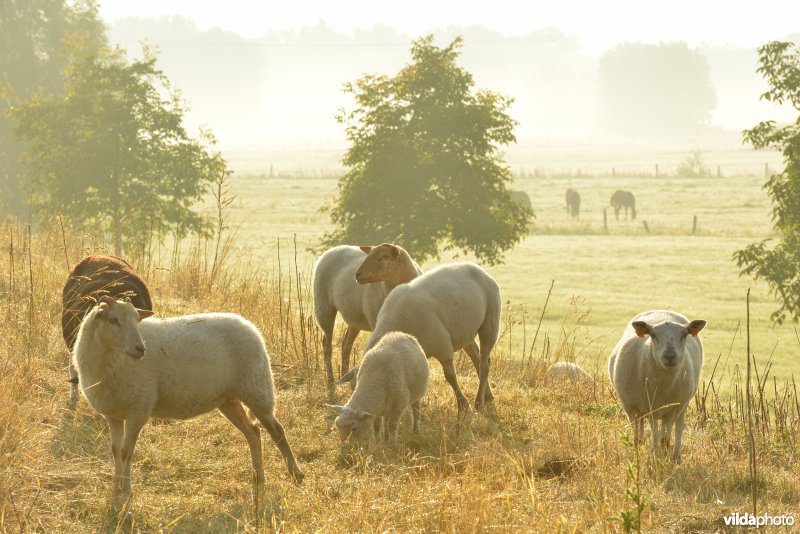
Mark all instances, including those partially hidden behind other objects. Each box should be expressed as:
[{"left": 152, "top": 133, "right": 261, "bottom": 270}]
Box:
[
  {"left": 252, "top": 410, "right": 304, "bottom": 483},
  {"left": 119, "top": 416, "right": 147, "bottom": 495},
  {"left": 68, "top": 359, "right": 79, "bottom": 408},
  {"left": 626, "top": 411, "right": 644, "bottom": 448},
  {"left": 439, "top": 358, "right": 472, "bottom": 414},
  {"left": 464, "top": 341, "right": 494, "bottom": 405},
  {"left": 411, "top": 400, "right": 422, "bottom": 433},
  {"left": 673, "top": 410, "right": 686, "bottom": 464},
  {"left": 106, "top": 416, "right": 126, "bottom": 494},
  {"left": 219, "top": 399, "right": 264, "bottom": 484},
  {"left": 321, "top": 326, "right": 335, "bottom": 386},
  {"left": 340, "top": 326, "right": 360, "bottom": 378},
  {"left": 372, "top": 416, "right": 384, "bottom": 439},
  {"left": 315, "top": 303, "right": 337, "bottom": 385},
  {"left": 387, "top": 412, "right": 401, "bottom": 443},
  {"left": 475, "top": 340, "right": 493, "bottom": 410},
  {"left": 649, "top": 416, "right": 667, "bottom": 458}
]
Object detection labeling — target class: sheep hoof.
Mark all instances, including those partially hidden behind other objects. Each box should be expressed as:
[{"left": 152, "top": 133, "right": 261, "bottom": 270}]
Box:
[{"left": 290, "top": 468, "right": 305, "bottom": 485}]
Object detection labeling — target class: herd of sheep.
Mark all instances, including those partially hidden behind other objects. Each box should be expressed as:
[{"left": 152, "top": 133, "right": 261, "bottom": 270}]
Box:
[{"left": 62, "top": 246, "right": 705, "bottom": 495}]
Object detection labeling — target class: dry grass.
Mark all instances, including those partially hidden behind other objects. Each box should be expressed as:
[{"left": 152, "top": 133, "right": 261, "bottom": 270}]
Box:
[{"left": 0, "top": 219, "right": 798, "bottom": 532}]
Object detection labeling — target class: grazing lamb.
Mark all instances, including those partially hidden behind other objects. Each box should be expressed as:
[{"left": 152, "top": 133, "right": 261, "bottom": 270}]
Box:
[
  {"left": 326, "top": 332, "right": 429, "bottom": 442},
  {"left": 313, "top": 243, "right": 422, "bottom": 385},
  {"left": 610, "top": 190, "right": 636, "bottom": 220},
  {"left": 565, "top": 188, "right": 581, "bottom": 220},
  {"left": 358, "top": 262, "right": 500, "bottom": 413},
  {"left": 546, "top": 362, "right": 594, "bottom": 384},
  {"left": 72, "top": 296, "right": 303, "bottom": 495},
  {"left": 62, "top": 255, "right": 153, "bottom": 405},
  {"left": 608, "top": 310, "right": 706, "bottom": 463}
]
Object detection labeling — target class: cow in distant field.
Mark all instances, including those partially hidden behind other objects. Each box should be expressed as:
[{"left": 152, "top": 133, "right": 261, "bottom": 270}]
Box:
[
  {"left": 611, "top": 190, "right": 636, "bottom": 220},
  {"left": 565, "top": 188, "right": 581, "bottom": 220}
]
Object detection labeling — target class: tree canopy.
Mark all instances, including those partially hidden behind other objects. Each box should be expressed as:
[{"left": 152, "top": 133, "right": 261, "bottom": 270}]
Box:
[
  {"left": 733, "top": 41, "right": 800, "bottom": 323},
  {"left": 0, "top": 0, "right": 107, "bottom": 216},
  {"left": 11, "top": 41, "right": 225, "bottom": 254},
  {"left": 323, "top": 35, "right": 531, "bottom": 265},
  {"left": 597, "top": 42, "right": 717, "bottom": 137}
]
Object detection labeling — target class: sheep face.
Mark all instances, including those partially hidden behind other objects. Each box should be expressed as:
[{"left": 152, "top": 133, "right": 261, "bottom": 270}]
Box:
[
  {"left": 94, "top": 296, "right": 153, "bottom": 359},
  {"left": 632, "top": 319, "right": 706, "bottom": 369},
  {"left": 355, "top": 243, "right": 400, "bottom": 285},
  {"left": 326, "top": 404, "right": 376, "bottom": 440}
]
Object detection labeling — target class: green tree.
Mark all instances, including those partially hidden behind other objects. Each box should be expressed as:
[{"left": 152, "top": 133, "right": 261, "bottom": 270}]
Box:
[
  {"left": 11, "top": 41, "right": 225, "bottom": 254},
  {"left": 0, "top": 0, "right": 106, "bottom": 216},
  {"left": 323, "top": 35, "right": 531, "bottom": 265},
  {"left": 733, "top": 41, "right": 800, "bottom": 323},
  {"left": 598, "top": 42, "right": 717, "bottom": 136}
]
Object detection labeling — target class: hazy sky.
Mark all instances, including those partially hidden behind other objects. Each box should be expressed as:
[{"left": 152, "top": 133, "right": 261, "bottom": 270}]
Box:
[{"left": 99, "top": 0, "right": 800, "bottom": 56}]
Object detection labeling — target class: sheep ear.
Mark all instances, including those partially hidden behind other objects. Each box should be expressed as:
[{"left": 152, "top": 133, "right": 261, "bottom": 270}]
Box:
[
  {"left": 359, "top": 246, "right": 371, "bottom": 254},
  {"left": 357, "top": 411, "right": 376, "bottom": 422},
  {"left": 325, "top": 404, "right": 345, "bottom": 415},
  {"left": 335, "top": 365, "right": 359, "bottom": 386},
  {"left": 136, "top": 308, "right": 154, "bottom": 321},
  {"left": 687, "top": 320, "right": 706, "bottom": 337},
  {"left": 632, "top": 321, "right": 650, "bottom": 338},
  {"left": 100, "top": 295, "right": 116, "bottom": 306}
]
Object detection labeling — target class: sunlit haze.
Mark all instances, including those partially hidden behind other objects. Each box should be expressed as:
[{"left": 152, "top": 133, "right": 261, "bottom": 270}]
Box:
[
  {"left": 97, "top": 0, "right": 800, "bottom": 154},
  {"left": 99, "top": 0, "right": 799, "bottom": 55}
]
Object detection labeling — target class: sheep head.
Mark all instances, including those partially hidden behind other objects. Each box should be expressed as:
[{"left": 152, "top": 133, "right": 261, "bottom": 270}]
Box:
[
  {"left": 325, "top": 404, "right": 376, "bottom": 440},
  {"left": 94, "top": 297, "right": 154, "bottom": 359},
  {"left": 355, "top": 243, "right": 403, "bottom": 285},
  {"left": 632, "top": 319, "right": 706, "bottom": 369}
]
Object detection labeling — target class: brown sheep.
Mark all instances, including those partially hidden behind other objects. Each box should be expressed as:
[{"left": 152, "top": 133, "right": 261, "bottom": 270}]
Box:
[{"left": 62, "top": 255, "right": 153, "bottom": 405}]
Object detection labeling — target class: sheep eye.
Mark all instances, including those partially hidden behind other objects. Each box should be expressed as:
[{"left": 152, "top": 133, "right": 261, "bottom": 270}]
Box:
[{"left": 108, "top": 317, "right": 120, "bottom": 326}]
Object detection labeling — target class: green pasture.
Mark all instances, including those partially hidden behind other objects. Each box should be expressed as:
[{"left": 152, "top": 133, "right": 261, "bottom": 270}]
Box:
[{"left": 206, "top": 164, "right": 798, "bottom": 389}]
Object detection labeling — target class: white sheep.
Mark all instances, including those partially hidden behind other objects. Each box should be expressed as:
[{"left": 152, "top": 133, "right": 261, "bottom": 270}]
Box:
[
  {"left": 546, "top": 362, "right": 594, "bottom": 385},
  {"left": 72, "top": 296, "right": 304, "bottom": 495},
  {"left": 326, "top": 332, "right": 429, "bottom": 442},
  {"left": 312, "top": 243, "right": 422, "bottom": 385},
  {"left": 359, "top": 262, "right": 500, "bottom": 413},
  {"left": 608, "top": 310, "right": 706, "bottom": 463}
]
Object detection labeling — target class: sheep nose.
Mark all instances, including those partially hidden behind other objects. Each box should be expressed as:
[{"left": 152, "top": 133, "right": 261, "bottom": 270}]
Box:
[{"left": 133, "top": 344, "right": 145, "bottom": 358}]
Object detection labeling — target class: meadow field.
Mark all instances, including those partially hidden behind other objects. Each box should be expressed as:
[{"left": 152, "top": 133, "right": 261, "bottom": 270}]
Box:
[
  {"left": 1, "top": 145, "right": 798, "bottom": 531},
  {"left": 216, "top": 149, "right": 799, "bottom": 387}
]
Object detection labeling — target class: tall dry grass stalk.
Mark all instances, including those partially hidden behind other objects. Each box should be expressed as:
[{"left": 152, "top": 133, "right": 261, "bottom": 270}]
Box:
[{"left": 0, "top": 218, "right": 797, "bottom": 531}]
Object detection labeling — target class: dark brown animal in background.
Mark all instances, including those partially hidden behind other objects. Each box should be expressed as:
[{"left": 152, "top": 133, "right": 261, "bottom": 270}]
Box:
[
  {"left": 62, "top": 255, "right": 153, "bottom": 405},
  {"left": 565, "top": 188, "right": 581, "bottom": 219},
  {"left": 610, "top": 190, "right": 636, "bottom": 220}
]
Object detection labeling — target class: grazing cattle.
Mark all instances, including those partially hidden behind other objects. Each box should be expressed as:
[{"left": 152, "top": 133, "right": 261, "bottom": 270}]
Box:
[
  {"left": 508, "top": 190, "right": 532, "bottom": 210},
  {"left": 610, "top": 190, "right": 636, "bottom": 220},
  {"left": 565, "top": 188, "right": 581, "bottom": 219}
]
